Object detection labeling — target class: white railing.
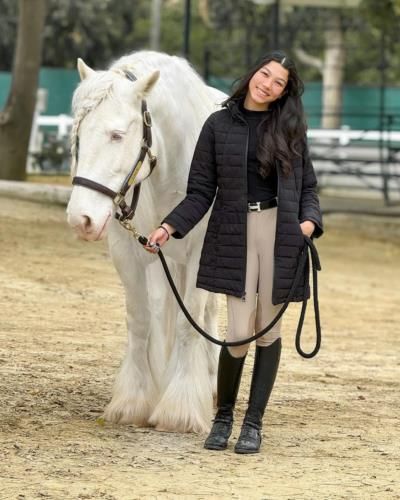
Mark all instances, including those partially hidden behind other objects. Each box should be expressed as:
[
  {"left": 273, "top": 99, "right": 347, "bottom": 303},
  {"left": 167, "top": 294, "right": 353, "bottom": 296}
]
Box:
[
  {"left": 37, "top": 114, "right": 73, "bottom": 137},
  {"left": 307, "top": 126, "right": 400, "bottom": 146},
  {"left": 28, "top": 115, "right": 400, "bottom": 173},
  {"left": 30, "top": 114, "right": 73, "bottom": 154},
  {"left": 31, "top": 116, "right": 400, "bottom": 145},
  {"left": 307, "top": 126, "right": 400, "bottom": 202},
  {"left": 28, "top": 114, "right": 73, "bottom": 173}
]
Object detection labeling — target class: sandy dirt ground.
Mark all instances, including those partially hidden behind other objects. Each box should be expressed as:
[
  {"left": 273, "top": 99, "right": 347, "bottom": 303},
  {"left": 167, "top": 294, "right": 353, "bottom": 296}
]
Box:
[{"left": 0, "top": 195, "right": 399, "bottom": 500}]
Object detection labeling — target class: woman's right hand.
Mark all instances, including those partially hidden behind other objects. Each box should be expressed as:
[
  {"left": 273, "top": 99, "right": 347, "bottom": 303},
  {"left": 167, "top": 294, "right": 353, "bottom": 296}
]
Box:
[{"left": 145, "top": 223, "right": 175, "bottom": 253}]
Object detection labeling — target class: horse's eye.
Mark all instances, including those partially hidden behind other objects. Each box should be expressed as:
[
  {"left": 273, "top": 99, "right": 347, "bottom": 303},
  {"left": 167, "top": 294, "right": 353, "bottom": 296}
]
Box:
[{"left": 111, "top": 132, "right": 123, "bottom": 142}]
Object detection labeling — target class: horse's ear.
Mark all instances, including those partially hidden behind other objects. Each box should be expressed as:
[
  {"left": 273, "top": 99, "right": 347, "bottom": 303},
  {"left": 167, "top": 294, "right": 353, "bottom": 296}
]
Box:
[
  {"left": 134, "top": 70, "right": 160, "bottom": 97},
  {"left": 77, "top": 58, "right": 96, "bottom": 81}
]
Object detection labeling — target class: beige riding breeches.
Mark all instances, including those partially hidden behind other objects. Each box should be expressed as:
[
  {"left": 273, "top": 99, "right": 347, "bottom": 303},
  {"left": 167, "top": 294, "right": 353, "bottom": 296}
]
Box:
[{"left": 226, "top": 207, "right": 282, "bottom": 358}]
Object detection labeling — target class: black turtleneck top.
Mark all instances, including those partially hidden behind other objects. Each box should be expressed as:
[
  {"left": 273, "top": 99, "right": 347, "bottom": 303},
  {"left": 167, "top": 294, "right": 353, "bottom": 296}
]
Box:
[{"left": 240, "top": 103, "right": 278, "bottom": 203}]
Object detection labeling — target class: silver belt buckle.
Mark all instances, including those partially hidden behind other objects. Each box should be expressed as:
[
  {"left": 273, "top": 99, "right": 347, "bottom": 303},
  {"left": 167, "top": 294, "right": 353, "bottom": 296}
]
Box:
[{"left": 248, "top": 201, "right": 261, "bottom": 212}]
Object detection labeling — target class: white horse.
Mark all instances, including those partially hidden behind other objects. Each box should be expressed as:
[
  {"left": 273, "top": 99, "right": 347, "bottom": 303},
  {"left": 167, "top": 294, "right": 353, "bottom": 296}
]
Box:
[{"left": 66, "top": 51, "right": 226, "bottom": 433}]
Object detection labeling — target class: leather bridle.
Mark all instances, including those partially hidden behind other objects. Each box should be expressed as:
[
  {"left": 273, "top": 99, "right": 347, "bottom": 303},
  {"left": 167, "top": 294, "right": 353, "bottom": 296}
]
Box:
[{"left": 72, "top": 70, "right": 157, "bottom": 222}]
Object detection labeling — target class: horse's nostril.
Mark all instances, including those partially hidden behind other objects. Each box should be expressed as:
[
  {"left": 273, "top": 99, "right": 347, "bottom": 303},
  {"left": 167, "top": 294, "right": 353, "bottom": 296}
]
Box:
[{"left": 82, "top": 215, "right": 91, "bottom": 231}]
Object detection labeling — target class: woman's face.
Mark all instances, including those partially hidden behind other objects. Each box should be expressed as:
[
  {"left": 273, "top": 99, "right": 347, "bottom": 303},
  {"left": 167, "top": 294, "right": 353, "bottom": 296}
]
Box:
[{"left": 244, "top": 61, "right": 289, "bottom": 111}]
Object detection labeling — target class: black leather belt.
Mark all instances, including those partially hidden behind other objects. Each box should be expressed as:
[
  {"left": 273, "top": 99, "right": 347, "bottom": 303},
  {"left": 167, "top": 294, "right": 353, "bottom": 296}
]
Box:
[{"left": 247, "top": 197, "right": 278, "bottom": 212}]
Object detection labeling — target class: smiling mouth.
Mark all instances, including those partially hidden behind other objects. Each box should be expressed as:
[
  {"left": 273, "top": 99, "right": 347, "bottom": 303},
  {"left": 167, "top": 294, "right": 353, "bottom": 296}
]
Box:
[{"left": 256, "top": 87, "right": 270, "bottom": 97}]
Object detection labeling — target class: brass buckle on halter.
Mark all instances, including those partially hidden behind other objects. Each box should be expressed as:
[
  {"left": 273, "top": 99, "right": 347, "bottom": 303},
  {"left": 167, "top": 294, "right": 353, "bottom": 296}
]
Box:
[
  {"left": 114, "top": 193, "right": 125, "bottom": 205},
  {"left": 149, "top": 152, "right": 157, "bottom": 169},
  {"left": 143, "top": 110, "right": 152, "bottom": 127}
]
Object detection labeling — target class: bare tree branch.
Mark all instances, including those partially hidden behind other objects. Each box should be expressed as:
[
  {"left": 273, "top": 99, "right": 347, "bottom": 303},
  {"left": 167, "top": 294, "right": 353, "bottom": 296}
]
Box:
[{"left": 294, "top": 47, "right": 323, "bottom": 73}]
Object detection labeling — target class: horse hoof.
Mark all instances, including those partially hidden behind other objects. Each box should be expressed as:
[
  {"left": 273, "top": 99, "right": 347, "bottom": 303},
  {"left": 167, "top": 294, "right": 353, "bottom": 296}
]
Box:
[{"left": 104, "top": 399, "right": 152, "bottom": 426}]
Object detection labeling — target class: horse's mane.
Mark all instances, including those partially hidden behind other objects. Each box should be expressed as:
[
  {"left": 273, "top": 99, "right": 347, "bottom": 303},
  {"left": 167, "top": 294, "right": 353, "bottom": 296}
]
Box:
[
  {"left": 70, "top": 65, "right": 137, "bottom": 175},
  {"left": 70, "top": 72, "right": 110, "bottom": 174},
  {"left": 70, "top": 51, "right": 219, "bottom": 176}
]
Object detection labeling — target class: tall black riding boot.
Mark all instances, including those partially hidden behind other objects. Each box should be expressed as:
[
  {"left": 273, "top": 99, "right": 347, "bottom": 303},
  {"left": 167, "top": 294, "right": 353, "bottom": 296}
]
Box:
[
  {"left": 204, "top": 346, "right": 246, "bottom": 450},
  {"left": 234, "top": 338, "right": 281, "bottom": 454}
]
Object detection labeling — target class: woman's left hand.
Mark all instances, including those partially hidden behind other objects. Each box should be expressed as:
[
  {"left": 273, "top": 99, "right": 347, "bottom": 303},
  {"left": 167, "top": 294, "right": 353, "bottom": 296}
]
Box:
[{"left": 300, "top": 220, "right": 315, "bottom": 237}]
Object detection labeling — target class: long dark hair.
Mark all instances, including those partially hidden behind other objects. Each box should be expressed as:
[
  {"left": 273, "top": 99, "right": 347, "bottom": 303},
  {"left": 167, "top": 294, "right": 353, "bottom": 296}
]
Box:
[{"left": 225, "top": 51, "right": 307, "bottom": 177}]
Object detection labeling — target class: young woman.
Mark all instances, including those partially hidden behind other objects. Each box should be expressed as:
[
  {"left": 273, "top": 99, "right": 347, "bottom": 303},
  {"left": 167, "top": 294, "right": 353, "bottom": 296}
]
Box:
[{"left": 146, "top": 51, "right": 323, "bottom": 454}]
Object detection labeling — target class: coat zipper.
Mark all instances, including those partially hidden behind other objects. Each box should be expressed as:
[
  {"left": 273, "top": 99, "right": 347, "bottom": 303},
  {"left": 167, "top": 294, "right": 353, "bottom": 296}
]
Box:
[{"left": 241, "top": 122, "right": 250, "bottom": 301}]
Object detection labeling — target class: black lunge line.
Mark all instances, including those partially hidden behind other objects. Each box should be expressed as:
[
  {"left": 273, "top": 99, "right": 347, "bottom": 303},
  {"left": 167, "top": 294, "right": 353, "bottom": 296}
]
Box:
[{"left": 137, "top": 233, "right": 322, "bottom": 359}]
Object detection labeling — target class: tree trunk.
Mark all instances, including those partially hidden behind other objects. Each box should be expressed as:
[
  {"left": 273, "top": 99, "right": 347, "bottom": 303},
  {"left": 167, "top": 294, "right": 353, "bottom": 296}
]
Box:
[
  {"left": 149, "top": 0, "right": 162, "bottom": 50},
  {"left": 0, "top": 0, "right": 47, "bottom": 180},
  {"left": 321, "top": 13, "right": 345, "bottom": 129}
]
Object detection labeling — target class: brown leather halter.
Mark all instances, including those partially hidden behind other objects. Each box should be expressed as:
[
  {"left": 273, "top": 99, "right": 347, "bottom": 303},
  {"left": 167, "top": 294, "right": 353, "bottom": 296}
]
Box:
[{"left": 72, "top": 70, "right": 157, "bottom": 222}]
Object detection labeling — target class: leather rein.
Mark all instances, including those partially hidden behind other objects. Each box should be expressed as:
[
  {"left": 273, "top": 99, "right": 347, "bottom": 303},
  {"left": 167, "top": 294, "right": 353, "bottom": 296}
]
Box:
[{"left": 72, "top": 70, "right": 157, "bottom": 222}]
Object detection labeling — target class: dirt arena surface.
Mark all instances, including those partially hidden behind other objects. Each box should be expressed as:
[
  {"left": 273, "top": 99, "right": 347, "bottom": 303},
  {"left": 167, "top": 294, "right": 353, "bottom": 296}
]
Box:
[{"left": 0, "top": 195, "right": 399, "bottom": 499}]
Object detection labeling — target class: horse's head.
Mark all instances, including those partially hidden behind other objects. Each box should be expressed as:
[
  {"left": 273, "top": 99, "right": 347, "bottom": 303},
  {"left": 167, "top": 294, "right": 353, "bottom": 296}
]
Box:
[{"left": 67, "top": 58, "right": 160, "bottom": 241}]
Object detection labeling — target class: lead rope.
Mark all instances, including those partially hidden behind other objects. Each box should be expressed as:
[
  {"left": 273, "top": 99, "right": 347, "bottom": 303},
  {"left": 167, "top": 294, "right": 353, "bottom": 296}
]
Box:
[{"left": 120, "top": 220, "right": 322, "bottom": 358}]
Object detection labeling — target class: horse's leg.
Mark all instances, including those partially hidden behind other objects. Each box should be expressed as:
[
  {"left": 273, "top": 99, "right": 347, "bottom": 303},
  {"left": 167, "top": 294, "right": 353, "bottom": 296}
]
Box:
[
  {"left": 104, "top": 229, "right": 163, "bottom": 426},
  {"left": 146, "top": 258, "right": 178, "bottom": 390},
  {"left": 149, "top": 265, "right": 214, "bottom": 433}
]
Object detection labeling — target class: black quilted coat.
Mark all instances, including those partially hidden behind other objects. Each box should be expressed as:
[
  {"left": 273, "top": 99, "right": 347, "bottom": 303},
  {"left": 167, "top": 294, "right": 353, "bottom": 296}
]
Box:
[{"left": 163, "top": 100, "right": 323, "bottom": 304}]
